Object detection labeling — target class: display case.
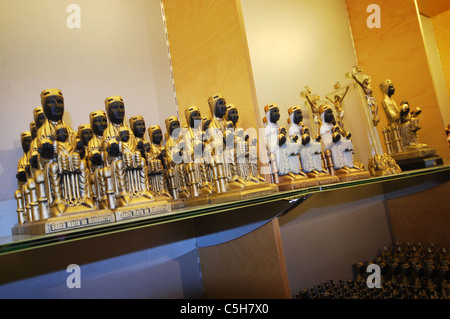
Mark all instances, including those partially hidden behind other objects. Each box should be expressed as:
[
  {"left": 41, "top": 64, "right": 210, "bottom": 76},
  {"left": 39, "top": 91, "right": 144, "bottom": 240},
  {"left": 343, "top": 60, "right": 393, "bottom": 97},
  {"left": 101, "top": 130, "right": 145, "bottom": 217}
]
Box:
[{"left": 0, "top": 0, "right": 449, "bottom": 299}]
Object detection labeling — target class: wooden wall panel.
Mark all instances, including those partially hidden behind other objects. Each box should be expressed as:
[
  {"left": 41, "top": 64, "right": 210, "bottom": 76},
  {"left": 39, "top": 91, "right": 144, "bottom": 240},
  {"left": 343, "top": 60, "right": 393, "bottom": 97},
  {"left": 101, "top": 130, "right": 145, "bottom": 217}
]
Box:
[
  {"left": 386, "top": 181, "right": 450, "bottom": 246},
  {"left": 346, "top": 0, "right": 450, "bottom": 163},
  {"left": 198, "top": 219, "right": 291, "bottom": 299},
  {"left": 431, "top": 9, "right": 450, "bottom": 104},
  {"left": 162, "top": 0, "right": 261, "bottom": 130}
]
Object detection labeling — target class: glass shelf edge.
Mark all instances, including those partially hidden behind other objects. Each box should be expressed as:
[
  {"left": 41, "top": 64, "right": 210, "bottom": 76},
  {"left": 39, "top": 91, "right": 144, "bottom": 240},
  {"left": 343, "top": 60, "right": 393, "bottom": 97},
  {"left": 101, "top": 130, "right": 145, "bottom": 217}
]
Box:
[{"left": 1, "top": 165, "right": 449, "bottom": 255}]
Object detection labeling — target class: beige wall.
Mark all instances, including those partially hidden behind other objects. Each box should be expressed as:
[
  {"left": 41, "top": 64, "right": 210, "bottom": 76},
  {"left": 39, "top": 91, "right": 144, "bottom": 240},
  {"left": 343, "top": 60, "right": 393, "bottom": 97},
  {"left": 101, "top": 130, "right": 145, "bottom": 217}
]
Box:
[{"left": 0, "top": 0, "right": 177, "bottom": 200}]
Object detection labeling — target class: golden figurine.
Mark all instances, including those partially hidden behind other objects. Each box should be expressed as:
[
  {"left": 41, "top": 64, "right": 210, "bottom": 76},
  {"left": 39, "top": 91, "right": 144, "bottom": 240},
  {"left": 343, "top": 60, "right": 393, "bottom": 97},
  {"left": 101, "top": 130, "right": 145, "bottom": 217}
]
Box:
[
  {"left": 183, "top": 106, "right": 214, "bottom": 200},
  {"left": 85, "top": 110, "right": 114, "bottom": 209},
  {"left": 146, "top": 124, "right": 182, "bottom": 208},
  {"left": 15, "top": 131, "right": 34, "bottom": 226},
  {"left": 102, "top": 96, "right": 159, "bottom": 207},
  {"left": 37, "top": 89, "right": 95, "bottom": 217},
  {"left": 164, "top": 115, "right": 191, "bottom": 200},
  {"left": 379, "top": 79, "right": 441, "bottom": 169},
  {"left": 206, "top": 94, "right": 277, "bottom": 200},
  {"left": 263, "top": 103, "right": 318, "bottom": 190}
]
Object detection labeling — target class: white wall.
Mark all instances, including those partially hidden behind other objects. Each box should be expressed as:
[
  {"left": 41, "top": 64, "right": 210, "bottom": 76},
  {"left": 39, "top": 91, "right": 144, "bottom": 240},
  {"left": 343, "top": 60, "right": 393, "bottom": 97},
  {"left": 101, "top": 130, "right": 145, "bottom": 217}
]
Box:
[
  {"left": 0, "top": 0, "right": 177, "bottom": 225},
  {"left": 240, "top": 0, "right": 378, "bottom": 166}
]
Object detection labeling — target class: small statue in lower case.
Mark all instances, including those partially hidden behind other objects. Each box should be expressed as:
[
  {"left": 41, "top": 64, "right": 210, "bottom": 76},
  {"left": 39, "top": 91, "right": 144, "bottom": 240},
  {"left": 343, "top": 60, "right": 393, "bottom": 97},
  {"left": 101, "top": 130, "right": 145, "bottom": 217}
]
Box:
[
  {"left": 147, "top": 124, "right": 171, "bottom": 198},
  {"left": 37, "top": 89, "right": 93, "bottom": 217}
]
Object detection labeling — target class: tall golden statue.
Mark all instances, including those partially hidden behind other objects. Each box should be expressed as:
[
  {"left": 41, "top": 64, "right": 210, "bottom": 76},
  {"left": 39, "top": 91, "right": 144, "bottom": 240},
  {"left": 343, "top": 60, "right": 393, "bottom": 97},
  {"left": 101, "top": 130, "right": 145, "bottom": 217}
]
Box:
[
  {"left": 379, "top": 79, "right": 441, "bottom": 169},
  {"left": 102, "top": 96, "right": 154, "bottom": 207},
  {"left": 164, "top": 116, "right": 190, "bottom": 200},
  {"left": 37, "top": 89, "right": 95, "bottom": 217},
  {"left": 183, "top": 106, "right": 214, "bottom": 200}
]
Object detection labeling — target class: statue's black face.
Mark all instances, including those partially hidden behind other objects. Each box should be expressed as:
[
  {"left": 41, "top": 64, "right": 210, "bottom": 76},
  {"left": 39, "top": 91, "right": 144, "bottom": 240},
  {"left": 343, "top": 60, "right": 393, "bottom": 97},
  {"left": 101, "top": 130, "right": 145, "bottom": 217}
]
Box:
[
  {"left": 214, "top": 98, "right": 227, "bottom": 118},
  {"left": 292, "top": 109, "right": 303, "bottom": 125},
  {"left": 189, "top": 110, "right": 202, "bottom": 128},
  {"left": 56, "top": 127, "right": 69, "bottom": 142},
  {"left": 388, "top": 84, "right": 395, "bottom": 97},
  {"left": 132, "top": 120, "right": 146, "bottom": 138},
  {"left": 107, "top": 101, "right": 125, "bottom": 125},
  {"left": 269, "top": 107, "right": 280, "bottom": 123},
  {"left": 226, "top": 108, "right": 239, "bottom": 125},
  {"left": 21, "top": 135, "right": 33, "bottom": 153},
  {"left": 80, "top": 128, "right": 94, "bottom": 146},
  {"left": 91, "top": 115, "right": 108, "bottom": 136},
  {"left": 35, "top": 112, "right": 46, "bottom": 129},
  {"left": 43, "top": 95, "right": 64, "bottom": 122},
  {"left": 324, "top": 109, "right": 336, "bottom": 125},
  {"left": 119, "top": 130, "right": 130, "bottom": 143},
  {"left": 168, "top": 120, "right": 180, "bottom": 136},
  {"left": 152, "top": 128, "right": 163, "bottom": 145}
]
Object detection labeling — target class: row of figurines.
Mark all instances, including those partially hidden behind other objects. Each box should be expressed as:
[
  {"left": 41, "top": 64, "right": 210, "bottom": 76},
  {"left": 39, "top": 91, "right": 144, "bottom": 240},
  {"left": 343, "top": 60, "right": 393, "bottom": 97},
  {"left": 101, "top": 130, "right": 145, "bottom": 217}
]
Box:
[{"left": 14, "top": 89, "right": 368, "bottom": 225}]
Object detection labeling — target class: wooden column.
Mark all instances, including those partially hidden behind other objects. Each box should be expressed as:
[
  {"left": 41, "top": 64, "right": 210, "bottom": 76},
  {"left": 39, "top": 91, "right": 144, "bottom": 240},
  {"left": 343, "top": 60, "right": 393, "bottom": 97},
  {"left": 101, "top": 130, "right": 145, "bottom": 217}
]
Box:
[
  {"left": 346, "top": 0, "right": 450, "bottom": 163},
  {"left": 198, "top": 218, "right": 291, "bottom": 299},
  {"left": 162, "top": 0, "right": 262, "bottom": 130}
]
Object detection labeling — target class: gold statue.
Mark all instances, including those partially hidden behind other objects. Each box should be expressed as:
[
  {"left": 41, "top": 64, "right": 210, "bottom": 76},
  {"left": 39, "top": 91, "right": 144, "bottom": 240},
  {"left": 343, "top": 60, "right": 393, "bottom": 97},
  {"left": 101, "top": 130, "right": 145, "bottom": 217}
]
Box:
[
  {"left": 102, "top": 96, "right": 154, "bottom": 207},
  {"left": 379, "top": 79, "right": 439, "bottom": 169},
  {"left": 183, "top": 105, "right": 214, "bottom": 199},
  {"left": 164, "top": 115, "right": 190, "bottom": 199},
  {"left": 37, "top": 89, "right": 94, "bottom": 217}
]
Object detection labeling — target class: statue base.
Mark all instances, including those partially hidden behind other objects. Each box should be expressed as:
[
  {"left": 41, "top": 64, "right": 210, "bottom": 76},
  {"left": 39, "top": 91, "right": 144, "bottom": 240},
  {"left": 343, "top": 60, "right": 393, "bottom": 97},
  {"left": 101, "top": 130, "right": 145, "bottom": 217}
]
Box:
[
  {"left": 209, "top": 183, "right": 279, "bottom": 204},
  {"left": 155, "top": 195, "right": 185, "bottom": 209},
  {"left": 334, "top": 168, "right": 371, "bottom": 182},
  {"left": 306, "top": 171, "right": 340, "bottom": 185},
  {"left": 114, "top": 199, "right": 171, "bottom": 222},
  {"left": 276, "top": 174, "right": 320, "bottom": 191},
  {"left": 390, "top": 148, "right": 442, "bottom": 171},
  {"left": 12, "top": 209, "right": 116, "bottom": 235}
]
